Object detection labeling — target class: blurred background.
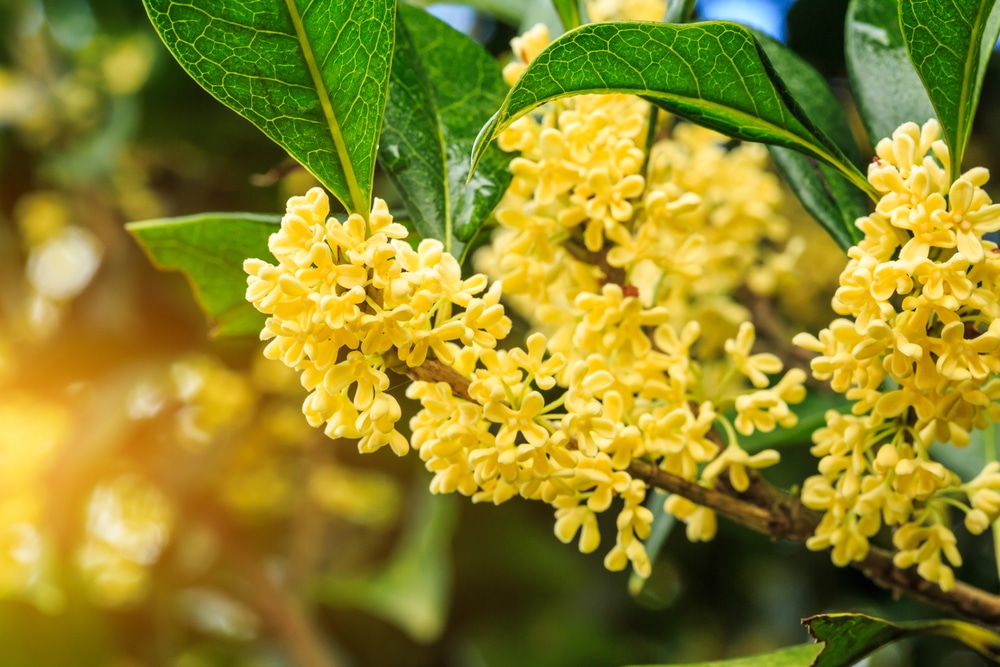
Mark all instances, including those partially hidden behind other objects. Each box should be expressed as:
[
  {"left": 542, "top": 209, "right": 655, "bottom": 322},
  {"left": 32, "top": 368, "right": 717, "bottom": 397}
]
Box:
[{"left": 1, "top": 0, "right": 999, "bottom": 665}]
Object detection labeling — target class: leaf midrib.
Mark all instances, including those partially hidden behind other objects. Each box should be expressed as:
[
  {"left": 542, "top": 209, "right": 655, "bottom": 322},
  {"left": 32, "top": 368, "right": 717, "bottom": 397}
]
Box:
[{"left": 284, "top": 0, "right": 367, "bottom": 218}]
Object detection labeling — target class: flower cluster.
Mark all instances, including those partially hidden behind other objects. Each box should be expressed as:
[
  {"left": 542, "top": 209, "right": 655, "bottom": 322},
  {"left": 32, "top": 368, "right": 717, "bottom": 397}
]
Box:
[
  {"left": 245, "top": 182, "right": 809, "bottom": 575},
  {"left": 245, "top": 188, "right": 511, "bottom": 457},
  {"left": 479, "top": 22, "right": 812, "bottom": 545},
  {"left": 244, "top": 10, "right": 826, "bottom": 579},
  {"left": 795, "top": 119, "right": 1000, "bottom": 590}
]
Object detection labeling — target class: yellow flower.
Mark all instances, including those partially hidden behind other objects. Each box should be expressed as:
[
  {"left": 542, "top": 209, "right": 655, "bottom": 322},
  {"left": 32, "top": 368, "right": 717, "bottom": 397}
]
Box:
[
  {"left": 733, "top": 369, "right": 805, "bottom": 436},
  {"left": 893, "top": 522, "right": 962, "bottom": 591},
  {"left": 701, "top": 446, "right": 780, "bottom": 492},
  {"left": 664, "top": 495, "right": 717, "bottom": 542},
  {"left": 554, "top": 497, "right": 601, "bottom": 553},
  {"left": 724, "top": 322, "right": 782, "bottom": 388},
  {"left": 484, "top": 390, "right": 550, "bottom": 452},
  {"left": 937, "top": 177, "right": 1000, "bottom": 263}
]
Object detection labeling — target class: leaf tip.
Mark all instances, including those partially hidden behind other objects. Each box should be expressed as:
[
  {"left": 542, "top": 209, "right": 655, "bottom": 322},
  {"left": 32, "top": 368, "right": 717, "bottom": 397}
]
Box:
[{"left": 469, "top": 109, "right": 502, "bottom": 183}]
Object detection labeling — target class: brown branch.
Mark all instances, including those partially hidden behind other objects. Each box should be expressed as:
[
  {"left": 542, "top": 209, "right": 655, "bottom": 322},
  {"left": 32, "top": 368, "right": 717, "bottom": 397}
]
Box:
[
  {"left": 405, "top": 359, "right": 472, "bottom": 401},
  {"left": 407, "top": 358, "right": 1000, "bottom": 628},
  {"left": 856, "top": 547, "right": 1000, "bottom": 627},
  {"left": 629, "top": 460, "right": 1000, "bottom": 628}
]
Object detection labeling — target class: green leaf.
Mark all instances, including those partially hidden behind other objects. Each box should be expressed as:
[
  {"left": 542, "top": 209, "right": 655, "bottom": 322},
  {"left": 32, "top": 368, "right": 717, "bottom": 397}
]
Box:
[
  {"left": 552, "top": 0, "right": 582, "bottom": 30},
  {"left": 127, "top": 213, "right": 278, "bottom": 338},
  {"left": 664, "top": 0, "right": 697, "bottom": 23},
  {"left": 627, "top": 614, "right": 1000, "bottom": 667},
  {"left": 622, "top": 643, "right": 823, "bottom": 667},
  {"left": 143, "top": 0, "right": 395, "bottom": 217},
  {"left": 752, "top": 32, "right": 861, "bottom": 165},
  {"left": 805, "top": 613, "right": 1000, "bottom": 666},
  {"left": 380, "top": 4, "right": 511, "bottom": 262},
  {"left": 750, "top": 31, "right": 868, "bottom": 249},
  {"left": 315, "top": 493, "right": 458, "bottom": 643},
  {"left": 845, "top": 0, "right": 937, "bottom": 146},
  {"left": 900, "top": 0, "right": 1000, "bottom": 180},
  {"left": 768, "top": 153, "right": 865, "bottom": 251},
  {"left": 472, "top": 21, "right": 878, "bottom": 202}
]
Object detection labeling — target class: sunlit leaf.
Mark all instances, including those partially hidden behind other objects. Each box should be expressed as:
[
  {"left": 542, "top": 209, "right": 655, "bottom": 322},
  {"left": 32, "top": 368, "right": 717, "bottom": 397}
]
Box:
[
  {"left": 900, "top": 0, "right": 1000, "bottom": 179},
  {"left": 473, "top": 21, "right": 877, "bottom": 201},
  {"left": 143, "top": 0, "right": 395, "bottom": 216},
  {"left": 845, "top": 0, "right": 936, "bottom": 145},
  {"left": 381, "top": 4, "right": 511, "bottom": 262},
  {"left": 806, "top": 613, "right": 1000, "bottom": 666},
  {"left": 622, "top": 643, "right": 823, "bottom": 667},
  {"left": 315, "top": 493, "right": 458, "bottom": 643},
  {"left": 752, "top": 31, "right": 868, "bottom": 249},
  {"left": 126, "top": 213, "right": 277, "bottom": 338}
]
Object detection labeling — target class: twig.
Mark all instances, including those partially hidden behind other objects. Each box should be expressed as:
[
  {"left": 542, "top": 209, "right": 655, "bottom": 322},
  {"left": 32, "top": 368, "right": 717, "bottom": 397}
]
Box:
[
  {"left": 408, "top": 358, "right": 1000, "bottom": 628},
  {"left": 406, "top": 360, "right": 472, "bottom": 401},
  {"left": 630, "top": 460, "right": 1000, "bottom": 627}
]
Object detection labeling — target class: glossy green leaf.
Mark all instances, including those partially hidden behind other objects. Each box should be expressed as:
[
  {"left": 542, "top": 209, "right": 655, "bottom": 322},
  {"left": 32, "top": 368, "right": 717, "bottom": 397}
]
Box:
[
  {"left": 900, "top": 0, "right": 1000, "bottom": 179},
  {"left": 845, "top": 0, "right": 936, "bottom": 145},
  {"left": 127, "top": 213, "right": 278, "bottom": 338},
  {"left": 751, "top": 31, "right": 868, "bottom": 249},
  {"left": 753, "top": 32, "right": 861, "bottom": 165},
  {"left": 472, "top": 21, "right": 878, "bottom": 201},
  {"left": 806, "top": 613, "right": 1000, "bottom": 666},
  {"left": 622, "top": 643, "right": 823, "bottom": 667},
  {"left": 769, "top": 153, "right": 865, "bottom": 250},
  {"left": 315, "top": 493, "right": 458, "bottom": 643},
  {"left": 552, "top": 0, "right": 582, "bottom": 30},
  {"left": 143, "top": 0, "right": 395, "bottom": 217},
  {"left": 381, "top": 4, "right": 511, "bottom": 262}
]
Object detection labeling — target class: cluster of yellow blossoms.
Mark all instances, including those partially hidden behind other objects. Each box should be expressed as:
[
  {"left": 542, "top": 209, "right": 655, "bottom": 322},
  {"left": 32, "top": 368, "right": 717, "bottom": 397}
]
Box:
[
  {"left": 480, "top": 24, "right": 810, "bottom": 549},
  {"left": 245, "top": 189, "right": 511, "bottom": 457},
  {"left": 491, "top": 24, "right": 807, "bottom": 354},
  {"left": 246, "top": 184, "right": 803, "bottom": 576},
  {"left": 795, "top": 119, "right": 1000, "bottom": 591},
  {"left": 245, "top": 20, "right": 824, "bottom": 576}
]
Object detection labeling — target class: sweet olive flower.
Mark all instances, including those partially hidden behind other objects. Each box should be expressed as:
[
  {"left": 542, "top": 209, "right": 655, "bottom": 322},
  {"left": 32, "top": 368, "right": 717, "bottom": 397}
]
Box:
[
  {"left": 245, "top": 19, "right": 828, "bottom": 582},
  {"left": 795, "top": 120, "right": 1000, "bottom": 591},
  {"left": 245, "top": 188, "right": 511, "bottom": 457}
]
